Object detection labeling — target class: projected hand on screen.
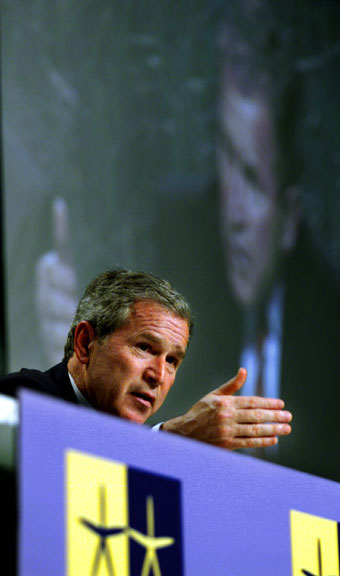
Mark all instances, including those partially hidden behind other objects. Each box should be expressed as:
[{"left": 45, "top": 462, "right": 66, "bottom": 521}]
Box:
[
  {"left": 35, "top": 198, "right": 78, "bottom": 366},
  {"left": 162, "top": 368, "right": 292, "bottom": 449}
]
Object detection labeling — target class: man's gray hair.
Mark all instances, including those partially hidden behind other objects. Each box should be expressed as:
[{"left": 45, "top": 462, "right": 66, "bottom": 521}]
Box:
[{"left": 64, "top": 268, "right": 193, "bottom": 361}]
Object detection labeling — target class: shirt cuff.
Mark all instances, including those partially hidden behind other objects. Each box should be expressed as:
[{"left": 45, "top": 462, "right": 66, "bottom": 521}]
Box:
[{"left": 151, "top": 422, "right": 163, "bottom": 431}]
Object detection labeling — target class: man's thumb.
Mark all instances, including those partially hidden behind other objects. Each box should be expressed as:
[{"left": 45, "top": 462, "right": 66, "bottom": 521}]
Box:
[
  {"left": 214, "top": 368, "right": 247, "bottom": 396},
  {"left": 53, "top": 197, "right": 69, "bottom": 263}
]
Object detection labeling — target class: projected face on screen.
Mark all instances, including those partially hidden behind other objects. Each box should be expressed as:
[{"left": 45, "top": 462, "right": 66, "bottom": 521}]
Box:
[{"left": 217, "top": 76, "right": 297, "bottom": 308}]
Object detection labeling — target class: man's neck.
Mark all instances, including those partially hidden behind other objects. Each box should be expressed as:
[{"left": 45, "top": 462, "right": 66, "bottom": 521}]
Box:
[
  {"left": 68, "top": 369, "right": 92, "bottom": 408},
  {"left": 67, "top": 356, "right": 88, "bottom": 402}
]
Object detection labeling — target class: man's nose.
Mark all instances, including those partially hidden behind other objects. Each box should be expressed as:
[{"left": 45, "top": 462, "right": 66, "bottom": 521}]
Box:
[{"left": 144, "top": 357, "right": 166, "bottom": 386}]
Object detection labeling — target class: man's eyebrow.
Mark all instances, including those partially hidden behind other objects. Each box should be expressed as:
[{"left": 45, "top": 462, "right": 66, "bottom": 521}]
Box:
[
  {"left": 137, "top": 332, "right": 187, "bottom": 359},
  {"left": 172, "top": 346, "right": 187, "bottom": 360}
]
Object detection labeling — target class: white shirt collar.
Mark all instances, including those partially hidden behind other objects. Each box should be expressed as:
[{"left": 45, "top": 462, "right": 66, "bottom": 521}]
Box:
[{"left": 68, "top": 371, "right": 92, "bottom": 408}]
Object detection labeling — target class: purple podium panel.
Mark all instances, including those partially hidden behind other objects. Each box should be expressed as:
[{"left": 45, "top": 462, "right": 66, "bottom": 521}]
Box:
[{"left": 19, "top": 389, "right": 340, "bottom": 576}]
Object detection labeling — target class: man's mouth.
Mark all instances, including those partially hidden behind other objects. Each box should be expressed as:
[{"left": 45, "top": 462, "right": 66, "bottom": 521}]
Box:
[{"left": 131, "top": 391, "right": 155, "bottom": 408}]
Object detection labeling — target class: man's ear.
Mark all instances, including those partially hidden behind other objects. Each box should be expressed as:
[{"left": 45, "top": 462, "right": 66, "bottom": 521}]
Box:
[
  {"left": 73, "top": 321, "right": 96, "bottom": 364},
  {"left": 281, "top": 185, "right": 300, "bottom": 253}
]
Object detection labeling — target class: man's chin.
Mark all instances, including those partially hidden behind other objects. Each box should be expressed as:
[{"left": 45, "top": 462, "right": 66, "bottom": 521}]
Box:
[
  {"left": 229, "top": 277, "right": 257, "bottom": 308},
  {"left": 119, "top": 402, "right": 151, "bottom": 425},
  {"left": 123, "top": 411, "right": 148, "bottom": 425},
  {"left": 100, "top": 395, "right": 152, "bottom": 424}
]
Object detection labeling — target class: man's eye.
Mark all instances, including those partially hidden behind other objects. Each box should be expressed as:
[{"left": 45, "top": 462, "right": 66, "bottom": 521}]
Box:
[
  {"left": 166, "top": 356, "right": 177, "bottom": 367},
  {"left": 137, "top": 343, "right": 150, "bottom": 352}
]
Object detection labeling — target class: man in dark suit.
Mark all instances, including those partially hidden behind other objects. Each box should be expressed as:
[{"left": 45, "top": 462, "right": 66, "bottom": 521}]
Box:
[{"left": 1, "top": 268, "right": 292, "bottom": 449}]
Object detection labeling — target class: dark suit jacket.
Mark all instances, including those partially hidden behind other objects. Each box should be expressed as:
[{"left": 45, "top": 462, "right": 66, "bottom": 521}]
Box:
[{"left": 0, "top": 361, "right": 78, "bottom": 405}]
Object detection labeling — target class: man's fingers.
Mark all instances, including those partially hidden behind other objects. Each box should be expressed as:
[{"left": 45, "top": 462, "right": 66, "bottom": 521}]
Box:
[
  {"left": 53, "top": 197, "right": 70, "bottom": 263},
  {"left": 224, "top": 436, "right": 279, "bottom": 450},
  {"left": 233, "top": 422, "right": 292, "bottom": 438},
  {"left": 215, "top": 367, "right": 247, "bottom": 396},
  {"left": 233, "top": 395, "right": 286, "bottom": 410},
  {"left": 234, "top": 408, "right": 292, "bottom": 424},
  {"left": 36, "top": 252, "right": 77, "bottom": 291}
]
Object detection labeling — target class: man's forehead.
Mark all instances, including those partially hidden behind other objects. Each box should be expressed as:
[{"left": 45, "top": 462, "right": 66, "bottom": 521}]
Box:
[
  {"left": 122, "top": 300, "right": 188, "bottom": 344},
  {"left": 131, "top": 298, "right": 187, "bottom": 319}
]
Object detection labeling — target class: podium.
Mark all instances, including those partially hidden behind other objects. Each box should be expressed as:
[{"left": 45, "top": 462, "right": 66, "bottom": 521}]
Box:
[{"left": 19, "top": 389, "right": 340, "bottom": 575}]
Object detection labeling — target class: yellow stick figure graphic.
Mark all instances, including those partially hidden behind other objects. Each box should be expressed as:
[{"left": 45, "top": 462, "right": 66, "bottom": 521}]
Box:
[
  {"left": 128, "top": 496, "right": 175, "bottom": 576},
  {"left": 302, "top": 538, "right": 339, "bottom": 576},
  {"left": 291, "top": 510, "right": 340, "bottom": 576},
  {"left": 79, "top": 484, "right": 126, "bottom": 576}
]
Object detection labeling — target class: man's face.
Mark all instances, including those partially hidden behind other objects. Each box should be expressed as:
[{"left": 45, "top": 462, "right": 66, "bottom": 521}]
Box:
[
  {"left": 217, "top": 81, "right": 284, "bottom": 308},
  {"left": 83, "top": 300, "right": 189, "bottom": 423}
]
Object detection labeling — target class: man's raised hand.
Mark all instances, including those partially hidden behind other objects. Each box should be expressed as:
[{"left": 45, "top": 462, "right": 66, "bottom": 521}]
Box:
[
  {"left": 161, "top": 368, "right": 292, "bottom": 450},
  {"left": 35, "top": 198, "right": 78, "bottom": 365}
]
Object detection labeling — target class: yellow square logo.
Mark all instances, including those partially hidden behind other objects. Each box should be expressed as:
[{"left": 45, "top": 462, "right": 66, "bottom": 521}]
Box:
[
  {"left": 66, "top": 450, "right": 183, "bottom": 576},
  {"left": 291, "top": 510, "right": 340, "bottom": 576}
]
